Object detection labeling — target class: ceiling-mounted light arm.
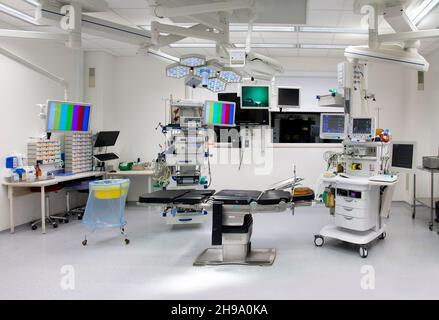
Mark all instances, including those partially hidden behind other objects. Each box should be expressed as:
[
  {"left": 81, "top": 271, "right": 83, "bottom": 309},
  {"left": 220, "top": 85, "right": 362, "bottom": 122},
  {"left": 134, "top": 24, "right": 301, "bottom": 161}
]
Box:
[
  {"left": 59, "top": 2, "right": 82, "bottom": 49},
  {"left": 378, "top": 28, "right": 439, "bottom": 42},
  {"left": 247, "top": 51, "right": 284, "bottom": 73},
  {"left": 361, "top": 4, "right": 379, "bottom": 49},
  {"left": 153, "top": 0, "right": 254, "bottom": 19},
  {"left": 245, "top": 0, "right": 257, "bottom": 54},
  {"left": 0, "top": 46, "right": 69, "bottom": 100},
  {"left": 186, "top": 13, "right": 226, "bottom": 32},
  {"left": 151, "top": 21, "right": 225, "bottom": 43}
]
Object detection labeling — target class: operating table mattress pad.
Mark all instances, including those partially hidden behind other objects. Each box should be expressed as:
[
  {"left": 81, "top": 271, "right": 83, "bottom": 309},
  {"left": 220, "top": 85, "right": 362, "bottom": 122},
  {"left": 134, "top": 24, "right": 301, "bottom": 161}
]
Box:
[
  {"left": 139, "top": 189, "right": 216, "bottom": 204},
  {"left": 139, "top": 189, "right": 308, "bottom": 205},
  {"left": 212, "top": 189, "right": 292, "bottom": 205}
]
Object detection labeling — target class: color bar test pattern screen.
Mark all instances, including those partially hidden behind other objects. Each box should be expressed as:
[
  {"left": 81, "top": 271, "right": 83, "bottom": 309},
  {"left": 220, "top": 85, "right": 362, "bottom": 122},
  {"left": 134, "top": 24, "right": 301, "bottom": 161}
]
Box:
[
  {"left": 46, "top": 101, "right": 91, "bottom": 132},
  {"left": 204, "top": 100, "right": 236, "bottom": 127}
]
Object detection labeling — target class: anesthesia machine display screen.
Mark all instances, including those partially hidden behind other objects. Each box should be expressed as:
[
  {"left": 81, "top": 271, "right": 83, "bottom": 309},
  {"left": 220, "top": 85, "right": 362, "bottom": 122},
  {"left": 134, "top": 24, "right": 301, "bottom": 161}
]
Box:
[
  {"left": 277, "top": 87, "right": 300, "bottom": 108},
  {"left": 352, "top": 118, "right": 372, "bottom": 134},
  {"left": 46, "top": 101, "right": 91, "bottom": 132},
  {"left": 241, "top": 86, "right": 270, "bottom": 109},
  {"left": 320, "top": 113, "right": 346, "bottom": 139},
  {"left": 204, "top": 100, "right": 236, "bottom": 127}
]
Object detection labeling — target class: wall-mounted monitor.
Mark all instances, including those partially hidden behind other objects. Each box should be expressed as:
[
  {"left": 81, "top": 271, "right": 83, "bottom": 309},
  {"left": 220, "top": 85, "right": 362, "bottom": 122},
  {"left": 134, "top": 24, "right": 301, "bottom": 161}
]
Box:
[
  {"left": 319, "top": 113, "right": 347, "bottom": 140},
  {"left": 46, "top": 100, "right": 91, "bottom": 132},
  {"left": 277, "top": 87, "right": 300, "bottom": 108},
  {"left": 240, "top": 85, "right": 270, "bottom": 109},
  {"left": 204, "top": 100, "right": 236, "bottom": 127},
  {"left": 390, "top": 141, "right": 416, "bottom": 173},
  {"left": 218, "top": 93, "right": 269, "bottom": 125}
]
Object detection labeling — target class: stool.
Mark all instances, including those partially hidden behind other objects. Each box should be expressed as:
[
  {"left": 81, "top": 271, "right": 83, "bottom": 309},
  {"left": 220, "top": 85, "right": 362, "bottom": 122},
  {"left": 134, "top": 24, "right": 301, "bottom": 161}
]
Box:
[
  {"left": 64, "top": 180, "right": 93, "bottom": 220},
  {"left": 30, "top": 185, "right": 69, "bottom": 230}
]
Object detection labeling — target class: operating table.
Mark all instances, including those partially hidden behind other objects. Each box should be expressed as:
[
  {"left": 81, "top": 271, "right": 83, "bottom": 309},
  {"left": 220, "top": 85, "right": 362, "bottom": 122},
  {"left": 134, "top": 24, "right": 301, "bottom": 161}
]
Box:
[{"left": 138, "top": 184, "right": 314, "bottom": 266}]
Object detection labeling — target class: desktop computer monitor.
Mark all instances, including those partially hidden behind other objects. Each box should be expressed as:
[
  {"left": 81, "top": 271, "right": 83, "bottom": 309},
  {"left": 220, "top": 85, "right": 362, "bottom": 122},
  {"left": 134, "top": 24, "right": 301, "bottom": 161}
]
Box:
[
  {"left": 390, "top": 141, "right": 416, "bottom": 173},
  {"left": 319, "top": 113, "right": 347, "bottom": 140},
  {"left": 94, "top": 131, "right": 120, "bottom": 148},
  {"left": 46, "top": 100, "right": 91, "bottom": 132}
]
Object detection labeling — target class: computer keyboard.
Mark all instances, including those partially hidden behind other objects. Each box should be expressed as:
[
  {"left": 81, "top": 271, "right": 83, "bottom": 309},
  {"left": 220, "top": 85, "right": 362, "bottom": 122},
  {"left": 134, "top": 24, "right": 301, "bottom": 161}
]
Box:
[{"left": 368, "top": 174, "right": 397, "bottom": 182}]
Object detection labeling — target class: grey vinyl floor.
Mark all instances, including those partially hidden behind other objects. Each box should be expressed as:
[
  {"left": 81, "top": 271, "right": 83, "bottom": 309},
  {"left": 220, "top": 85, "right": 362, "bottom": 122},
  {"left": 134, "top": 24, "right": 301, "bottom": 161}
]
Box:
[{"left": 1, "top": 202, "right": 439, "bottom": 300}]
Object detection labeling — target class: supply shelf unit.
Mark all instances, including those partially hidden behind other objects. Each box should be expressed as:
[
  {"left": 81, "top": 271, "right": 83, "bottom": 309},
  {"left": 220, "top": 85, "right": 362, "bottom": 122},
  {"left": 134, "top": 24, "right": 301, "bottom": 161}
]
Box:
[{"left": 64, "top": 132, "right": 93, "bottom": 174}]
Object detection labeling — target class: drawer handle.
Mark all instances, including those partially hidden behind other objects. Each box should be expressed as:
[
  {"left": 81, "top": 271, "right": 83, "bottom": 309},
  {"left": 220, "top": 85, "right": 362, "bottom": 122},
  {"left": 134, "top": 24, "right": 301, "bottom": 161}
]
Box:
[
  {"left": 344, "top": 197, "right": 353, "bottom": 202},
  {"left": 343, "top": 207, "right": 353, "bottom": 212},
  {"left": 344, "top": 216, "right": 354, "bottom": 220}
]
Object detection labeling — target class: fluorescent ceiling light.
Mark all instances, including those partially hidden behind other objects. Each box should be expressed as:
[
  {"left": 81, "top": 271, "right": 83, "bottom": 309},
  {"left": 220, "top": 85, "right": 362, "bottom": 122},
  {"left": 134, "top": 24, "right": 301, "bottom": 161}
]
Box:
[
  {"left": 22, "top": 0, "right": 39, "bottom": 6},
  {"left": 170, "top": 43, "right": 216, "bottom": 48},
  {"left": 300, "top": 44, "right": 347, "bottom": 49},
  {"left": 0, "top": 2, "right": 40, "bottom": 25},
  {"left": 141, "top": 24, "right": 296, "bottom": 32},
  {"left": 409, "top": 0, "right": 439, "bottom": 25},
  {"left": 148, "top": 49, "right": 180, "bottom": 62},
  {"left": 300, "top": 26, "right": 368, "bottom": 34},
  {"left": 170, "top": 43, "right": 297, "bottom": 48}
]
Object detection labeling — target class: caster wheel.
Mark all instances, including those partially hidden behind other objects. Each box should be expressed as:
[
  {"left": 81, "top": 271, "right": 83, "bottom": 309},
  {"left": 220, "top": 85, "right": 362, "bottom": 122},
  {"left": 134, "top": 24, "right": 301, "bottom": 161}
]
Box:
[
  {"left": 429, "top": 224, "right": 433, "bottom": 231},
  {"left": 53, "top": 223, "right": 58, "bottom": 228},
  {"left": 78, "top": 215, "right": 83, "bottom": 220},
  {"left": 125, "top": 239, "right": 130, "bottom": 245},
  {"left": 31, "top": 225, "right": 37, "bottom": 231},
  {"left": 359, "top": 246, "right": 368, "bottom": 258},
  {"left": 378, "top": 232, "right": 386, "bottom": 240},
  {"left": 314, "top": 235, "right": 324, "bottom": 247},
  {"left": 64, "top": 219, "right": 69, "bottom": 224},
  {"left": 82, "top": 240, "right": 87, "bottom": 246},
  {"left": 59, "top": 220, "right": 64, "bottom": 224}
]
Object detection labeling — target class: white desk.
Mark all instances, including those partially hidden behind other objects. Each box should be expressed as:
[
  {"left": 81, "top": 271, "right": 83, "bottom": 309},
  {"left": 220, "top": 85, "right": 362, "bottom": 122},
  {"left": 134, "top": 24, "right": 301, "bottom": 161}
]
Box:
[
  {"left": 2, "top": 171, "right": 104, "bottom": 234},
  {"left": 106, "top": 169, "right": 155, "bottom": 199}
]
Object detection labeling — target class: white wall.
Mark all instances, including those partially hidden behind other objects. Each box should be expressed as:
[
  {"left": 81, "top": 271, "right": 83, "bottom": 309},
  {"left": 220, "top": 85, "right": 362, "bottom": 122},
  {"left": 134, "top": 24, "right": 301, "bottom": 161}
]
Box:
[{"left": 0, "top": 38, "right": 83, "bottom": 231}]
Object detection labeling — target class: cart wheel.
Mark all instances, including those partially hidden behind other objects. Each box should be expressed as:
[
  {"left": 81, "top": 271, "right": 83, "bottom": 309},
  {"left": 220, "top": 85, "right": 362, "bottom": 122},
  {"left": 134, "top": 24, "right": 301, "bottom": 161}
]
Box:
[
  {"left": 82, "top": 240, "right": 87, "bottom": 246},
  {"left": 378, "top": 232, "right": 386, "bottom": 240},
  {"left": 359, "top": 246, "right": 368, "bottom": 258},
  {"left": 314, "top": 235, "right": 324, "bottom": 247},
  {"left": 125, "top": 239, "right": 130, "bottom": 245},
  {"left": 78, "top": 215, "right": 83, "bottom": 220},
  {"left": 31, "top": 225, "right": 37, "bottom": 231},
  {"left": 429, "top": 223, "right": 433, "bottom": 231},
  {"left": 64, "top": 219, "right": 69, "bottom": 224},
  {"left": 53, "top": 223, "right": 58, "bottom": 228}
]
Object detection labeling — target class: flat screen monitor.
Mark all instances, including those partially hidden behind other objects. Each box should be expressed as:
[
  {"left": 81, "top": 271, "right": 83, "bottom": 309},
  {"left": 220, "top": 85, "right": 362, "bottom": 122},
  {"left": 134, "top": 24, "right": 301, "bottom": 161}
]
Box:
[
  {"left": 204, "top": 100, "right": 236, "bottom": 127},
  {"left": 277, "top": 87, "right": 300, "bottom": 108},
  {"left": 390, "top": 142, "right": 416, "bottom": 172},
  {"left": 241, "top": 85, "right": 270, "bottom": 109},
  {"left": 351, "top": 117, "right": 375, "bottom": 139},
  {"left": 319, "top": 113, "right": 347, "bottom": 140},
  {"left": 94, "top": 131, "right": 120, "bottom": 148},
  {"left": 218, "top": 93, "right": 269, "bottom": 125},
  {"left": 46, "top": 100, "right": 91, "bottom": 132}
]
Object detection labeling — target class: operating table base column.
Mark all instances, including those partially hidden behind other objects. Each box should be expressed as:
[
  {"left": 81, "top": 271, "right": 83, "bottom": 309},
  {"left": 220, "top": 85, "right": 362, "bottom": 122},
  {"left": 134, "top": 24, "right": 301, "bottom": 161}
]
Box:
[{"left": 194, "top": 203, "right": 276, "bottom": 266}]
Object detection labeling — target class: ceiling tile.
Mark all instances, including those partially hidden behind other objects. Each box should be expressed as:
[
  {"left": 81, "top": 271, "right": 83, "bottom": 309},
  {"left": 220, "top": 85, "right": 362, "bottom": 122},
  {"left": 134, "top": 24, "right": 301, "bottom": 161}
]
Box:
[
  {"left": 308, "top": 0, "right": 346, "bottom": 11},
  {"left": 327, "top": 49, "right": 345, "bottom": 57},
  {"left": 338, "top": 11, "right": 362, "bottom": 27},
  {"left": 298, "top": 49, "right": 329, "bottom": 56},
  {"left": 112, "top": 8, "right": 153, "bottom": 25},
  {"left": 105, "top": 0, "right": 150, "bottom": 9},
  {"left": 266, "top": 48, "right": 299, "bottom": 57},
  {"left": 307, "top": 10, "right": 341, "bottom": 26}
]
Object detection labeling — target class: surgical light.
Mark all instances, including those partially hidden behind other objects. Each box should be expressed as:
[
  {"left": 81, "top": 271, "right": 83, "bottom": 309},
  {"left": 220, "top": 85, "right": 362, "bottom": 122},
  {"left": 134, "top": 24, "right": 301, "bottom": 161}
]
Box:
[
  {"left": 180, "top": 54, "right": 206, "bottom": 67},
  {"left": 207, "top": 78, "right": 226, "bottom": 93},
  {"left": 166, "top": 63, "right": 190, "bottom": 79},
  {"left": 219, "top": 70, "right": 241, "bottom": 83},
  {"left": 194, "top": 66, "right": 216, "bottom": 79}
]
